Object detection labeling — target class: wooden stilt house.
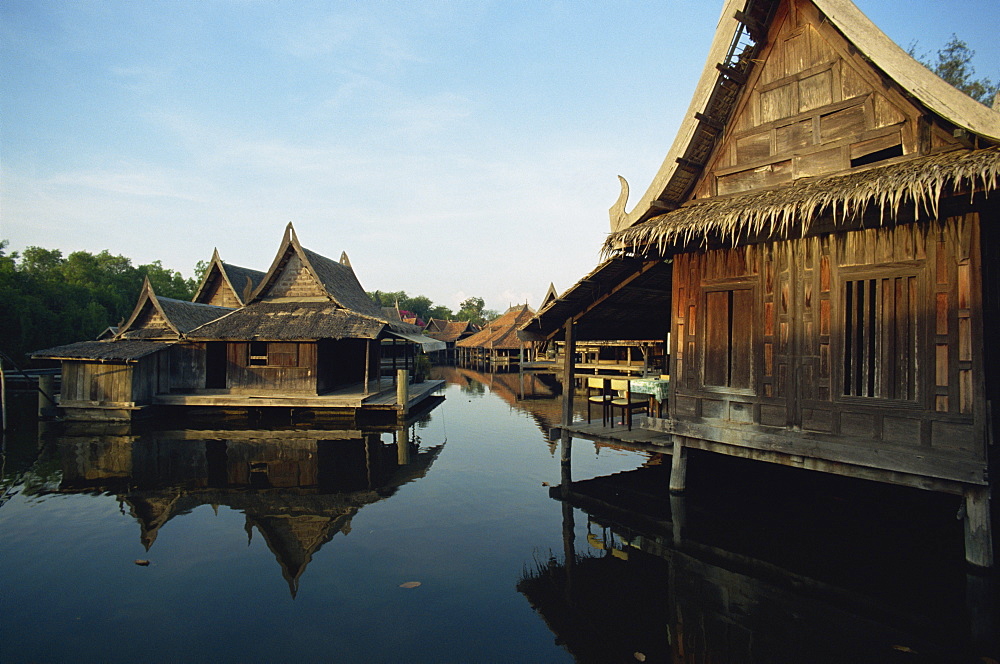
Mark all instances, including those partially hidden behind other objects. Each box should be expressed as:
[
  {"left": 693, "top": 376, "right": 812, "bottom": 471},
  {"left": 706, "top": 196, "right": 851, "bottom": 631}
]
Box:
[
  {"left": 185, "top": 224, "right": 440, "bottom": 398},
  {"left": 30, "top": 225, "right": 443, "bottom": 420},
  {"left": 423, "top": 319, "right": 480, "bottom": 363},
  {"left": 456, "top": 304, "right": 536, "bottom": 370},
  {"left": 30, "top": 279, "right": 233, "bottom": 420},
  {"left": 523, "top": 0, "right": 1000, "bottom": 566}
]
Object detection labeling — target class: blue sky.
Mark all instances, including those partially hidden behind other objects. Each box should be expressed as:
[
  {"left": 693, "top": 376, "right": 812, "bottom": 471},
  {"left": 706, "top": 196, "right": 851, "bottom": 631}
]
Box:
[{"left": 3, "top": 0, "right": 998, "bottom": 313}]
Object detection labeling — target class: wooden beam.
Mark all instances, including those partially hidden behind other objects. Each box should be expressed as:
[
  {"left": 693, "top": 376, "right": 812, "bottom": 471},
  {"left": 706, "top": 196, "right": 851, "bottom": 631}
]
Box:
[
  {"left": 716, "top": 62, "right": 748, "bottom": 85},
  {"left": 733, "top": 9, "right": 765, "bottom": 42},
  {"left": 694, "top": 111, "right": 724, "bottom": 132}
]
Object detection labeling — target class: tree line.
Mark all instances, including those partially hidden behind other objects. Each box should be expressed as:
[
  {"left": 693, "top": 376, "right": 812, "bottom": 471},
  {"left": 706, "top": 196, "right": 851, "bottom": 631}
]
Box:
[
  {"left": 367, "top": 291, "right": 499, "bottom": 326},
  {"left": 0, "top": 240, "right": 201, "bottom": 364}
]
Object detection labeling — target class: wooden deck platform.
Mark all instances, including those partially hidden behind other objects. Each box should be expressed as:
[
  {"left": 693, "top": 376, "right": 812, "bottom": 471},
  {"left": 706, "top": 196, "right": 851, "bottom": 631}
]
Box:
[
  {"left": 152, "top": 379, "right": 445, "bottom": 413},
  {"left": 551, "top": 416, "right": 673, "bottom": 452}
]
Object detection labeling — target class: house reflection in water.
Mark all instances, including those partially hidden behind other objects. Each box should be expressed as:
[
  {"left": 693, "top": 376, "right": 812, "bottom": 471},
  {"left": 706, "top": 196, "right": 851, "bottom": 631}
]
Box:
[
  {"left": 52, "top": 425, "right": 442, "bottom": 596},
  {"left": 519, "top": 438, "right": 999, "bottom": 663}
]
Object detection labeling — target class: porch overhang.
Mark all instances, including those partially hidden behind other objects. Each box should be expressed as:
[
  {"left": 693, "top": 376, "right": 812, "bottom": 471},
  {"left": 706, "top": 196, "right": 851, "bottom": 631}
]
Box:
[
  {"left": 519, "top": 257, "right": 673, "bottom": 342},
  {"left": 387, "top": 331, "right": 447, "bottom": 353}
]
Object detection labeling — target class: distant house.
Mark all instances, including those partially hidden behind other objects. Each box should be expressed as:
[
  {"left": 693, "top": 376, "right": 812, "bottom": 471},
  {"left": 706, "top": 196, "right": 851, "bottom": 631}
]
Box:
[
  {"left": 423, "top": 318, "right": 480, "bottom": 363},
  {"left": 192, "top": 249, "right": 266, "bottom": 308},
  {"left": 31, "top": 224, "right": 443, "bottom": 420},
  {"left": 456, "top": 305, "right": 536, "bottom": 370},
  {"left": 184, "top": 224, "right": 440, "bottom": 395}
]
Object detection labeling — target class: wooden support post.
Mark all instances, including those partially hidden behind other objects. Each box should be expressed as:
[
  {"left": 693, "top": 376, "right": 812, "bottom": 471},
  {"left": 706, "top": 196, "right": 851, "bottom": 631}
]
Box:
[
  {"left": 669, "top": 436, "right": 688, "bottom": 494},
  {"left": 963, "top": 486, "right": 994, "bottom": 568},
  {"left": 0, "top": 358, "right": 7, "bottom": 432},
  {"left": 363, "top": 340, "right": 371, "bottom": 396},
  {"left": 38, "top": 375, "right": 54, "bottom": 419},
  {"left": 396, "top": 369, "right": 409, "bottom": 417},
  {"left": 561, "top": 319, "right": 576, "bottom": 426}
]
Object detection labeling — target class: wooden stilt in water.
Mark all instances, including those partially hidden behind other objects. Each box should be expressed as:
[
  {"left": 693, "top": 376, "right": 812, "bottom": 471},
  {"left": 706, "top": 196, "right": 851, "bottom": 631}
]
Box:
[
  {"left": 38, "top": 375, "right": 54, "bottom": 419},
  {"left": 397, "top": 429, "right": 411, "bottom": 465},
  {"left": 396, "top": 369, "right": 409, "bottom": 418},
  {"left": 669, "top": 436, "right": 687, "bottom": 494},
  {"left": 670, "top": 493, "right": 686, "bottom": 544},
  {"left": 963, "top": 486, "right": 993, "bottom": 568},
  {"left": 1, "top": 357, "right": 7, "bottom": 432},
  {"left": 559, "top": 430, "right": 574, "bottom": 597}
]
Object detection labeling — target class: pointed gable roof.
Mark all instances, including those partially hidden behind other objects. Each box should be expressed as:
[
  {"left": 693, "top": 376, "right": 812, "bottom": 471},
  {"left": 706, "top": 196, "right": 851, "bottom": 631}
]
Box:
[
  {"left": 119, "top": 278, "right": 232, "bottom": 339},
  {"left": 609, "top": 0, "right": 1000, "bottom": 234},
  {"left": 251, "top": 223, "right": 385, "bottom": 319},
  {"left": 456, "top": 305, "right": 536, "bottom": 350},
  {"left": 192, "top": 249, "right": 266, "bottom": 307},
  {"left": 424, "top": 319, "right": 479, "bottom": 344},
  {"left": 540, "top": 283, "right": 559, "bottom": 309}
]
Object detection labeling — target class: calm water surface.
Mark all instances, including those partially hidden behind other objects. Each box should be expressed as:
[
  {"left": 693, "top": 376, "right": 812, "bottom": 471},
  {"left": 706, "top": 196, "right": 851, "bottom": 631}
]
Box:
[{"left": 1, "top": 367, "right": 997, "bottom": 663}]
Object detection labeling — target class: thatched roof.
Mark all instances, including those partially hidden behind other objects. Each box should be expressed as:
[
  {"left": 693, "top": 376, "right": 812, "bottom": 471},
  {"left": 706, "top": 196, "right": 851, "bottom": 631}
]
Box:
[
  {"left": 186, "top": 302, "right": 389, "bottom": 341},
  {"left": 610, "top": 0, "right": 1000, "bottom": 233},
  {"left": 604, "top": 147, "right": 1000, "bottom": 256},
  {"left": 192, "top": 248, "right": 266, "bottom": 306},
  {"left": 30, "top": 339, "right": 169, "bottom": 362},
  {"left": 456, "top": 305, "right": 535, "bottom": 350}
]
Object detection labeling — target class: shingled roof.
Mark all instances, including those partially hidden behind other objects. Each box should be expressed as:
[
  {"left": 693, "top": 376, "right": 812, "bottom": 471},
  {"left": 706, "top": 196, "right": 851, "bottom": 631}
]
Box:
[
  {"left": 250, "top": 224, "right": 385, "bottom": 318},
  {"left": 118, "top": 278, "right": 232, "bottom": 340},
  {"left": 192, "top": 249, "right": 266, "bottom": 307},
  {"left": 424, "top": 319, "right": 478, "bottom": 344},
  {"left": 187, "top": 302, "right": 389, "bottom": 341},
  {"left": 30, "top": 339, "right": 169, "bottom": 362}
]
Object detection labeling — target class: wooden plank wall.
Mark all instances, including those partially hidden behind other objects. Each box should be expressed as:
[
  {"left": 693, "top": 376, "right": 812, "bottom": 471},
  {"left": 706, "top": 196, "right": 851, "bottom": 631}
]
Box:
[
  {"left": 226, "top": 342, "right": 319, "bottom": 394},
  {"left": 61, "top": 361, "right": 133, "bottom": 403},
  {"left": 670, "top": 213, "right": 986, "bottom": 474}
]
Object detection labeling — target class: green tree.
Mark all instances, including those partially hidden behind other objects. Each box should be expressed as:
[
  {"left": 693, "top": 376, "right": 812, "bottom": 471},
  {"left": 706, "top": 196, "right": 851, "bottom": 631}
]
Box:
[
  {"left": 0, "top": 240, "right": 198, "bottom": 362},
  {"left": 456, "top": 296, "right": 490, "bottom": 324},
  {"left": 426, "top": 304, "right": 454, "bottom": 321},
  {"left": 910, "top": 35, "right": 999, "bottom": 105},
  {"left": 139, "top": 260, "right": 197, "bottom": 300}
]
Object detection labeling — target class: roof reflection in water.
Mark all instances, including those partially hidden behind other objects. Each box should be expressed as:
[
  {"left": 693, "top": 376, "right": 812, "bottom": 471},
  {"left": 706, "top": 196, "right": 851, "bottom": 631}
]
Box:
[{"left": 50, "top": 424, "right": 442, "bottom": 597}]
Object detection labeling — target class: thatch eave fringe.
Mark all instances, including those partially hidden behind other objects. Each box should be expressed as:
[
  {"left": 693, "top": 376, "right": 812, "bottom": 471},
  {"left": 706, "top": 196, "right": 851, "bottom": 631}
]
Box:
[{"left": 602, "top": 148, "right": 1000, "bottom": 257}]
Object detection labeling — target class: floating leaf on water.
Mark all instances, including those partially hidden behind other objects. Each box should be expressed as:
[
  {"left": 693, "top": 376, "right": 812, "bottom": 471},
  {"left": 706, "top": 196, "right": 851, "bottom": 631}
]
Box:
[
  {"left": 134, "top": 560, "right": 150, "bottom": 566},
  {"left": 892, "top": 645, "right": 917, "bottom": 654},
  {"left": 633, "top": 652, "right": 646, "bottom": 662},
  {"left": 399, "top": 581, "right": 421, "bottom": 589}
]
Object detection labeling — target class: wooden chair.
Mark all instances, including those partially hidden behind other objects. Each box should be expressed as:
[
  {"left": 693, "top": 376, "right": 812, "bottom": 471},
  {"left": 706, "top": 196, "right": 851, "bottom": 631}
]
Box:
[
  {"left": 586, "top": 377, "right": 611, "bottom": 425},
  {"left": 610, "top": 379, "right": 648, "bottom": 430}
]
